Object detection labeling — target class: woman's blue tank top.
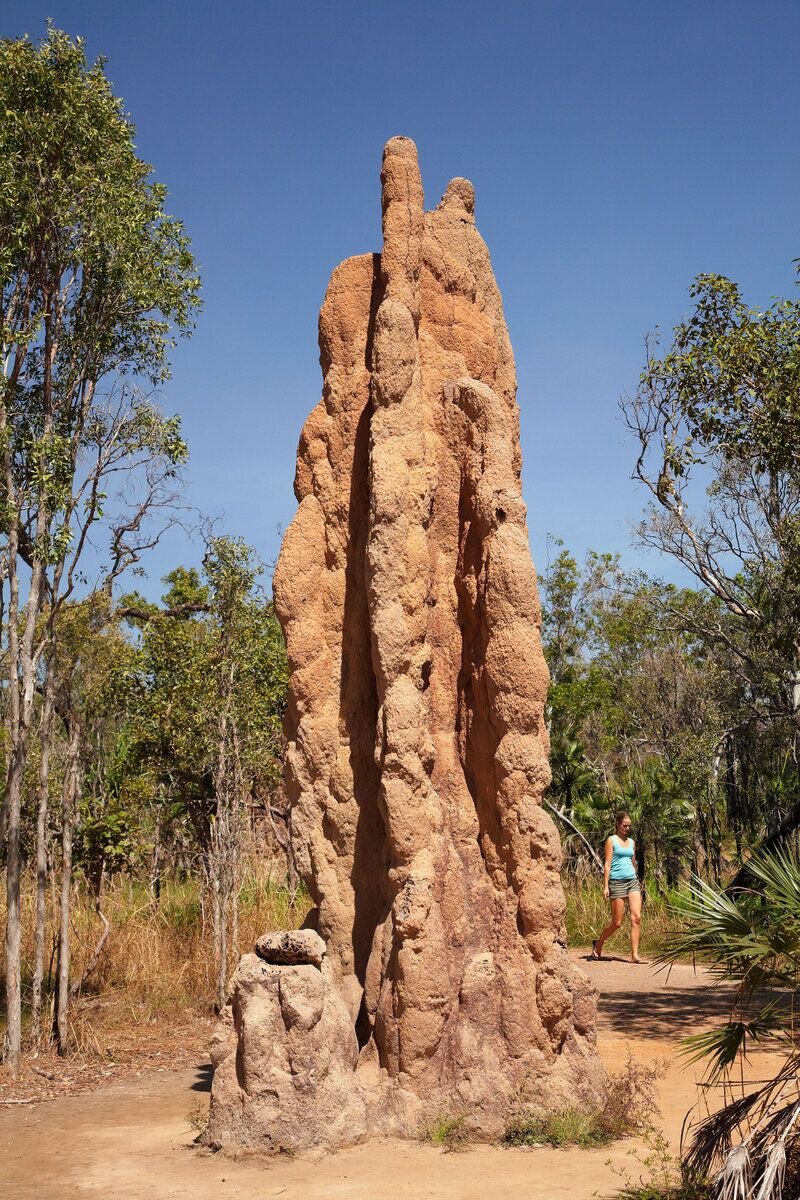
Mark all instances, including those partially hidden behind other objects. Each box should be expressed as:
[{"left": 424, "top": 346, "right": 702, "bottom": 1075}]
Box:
[{"left": 609, "top": 834, "right": 636, "bottom": 881}]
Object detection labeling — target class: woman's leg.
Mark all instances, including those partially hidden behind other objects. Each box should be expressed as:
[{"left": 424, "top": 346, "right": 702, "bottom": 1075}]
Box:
[
  {"left": 595, "top": 898, "right": 625, "bottom": 955},
  {"left": 628, "top": 888, "right": 643, "bottom": 962}
]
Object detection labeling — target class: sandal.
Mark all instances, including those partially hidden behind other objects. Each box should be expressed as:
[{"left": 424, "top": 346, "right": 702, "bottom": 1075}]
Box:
[{"left": 590, "top": 940, "right": 602, "bottom": 960}]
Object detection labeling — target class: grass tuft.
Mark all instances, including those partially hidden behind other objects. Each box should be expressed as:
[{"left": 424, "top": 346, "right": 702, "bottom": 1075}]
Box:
[
  {"left": 422, "top": 1112, "right": 471, "bottom": 1152},
  {"left": 186, "top": 1100, "right": 207, "bottom": 1135}
]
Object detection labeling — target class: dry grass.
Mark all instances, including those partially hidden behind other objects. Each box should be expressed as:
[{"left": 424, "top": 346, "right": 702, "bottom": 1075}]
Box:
[
  {"left": 0, "top": 865, "right": 310, "bottom": 1081},
  {"left": 71, "top": 870, "right": 309, "bottom": 1014},
  {"left": 563, "top": 876, "right": 685, "bottom": 957}
]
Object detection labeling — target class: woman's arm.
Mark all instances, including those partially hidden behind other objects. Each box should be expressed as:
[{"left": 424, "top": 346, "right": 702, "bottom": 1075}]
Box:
[{"left": 603, "top": 837, "right": 613, "bottom": 899}]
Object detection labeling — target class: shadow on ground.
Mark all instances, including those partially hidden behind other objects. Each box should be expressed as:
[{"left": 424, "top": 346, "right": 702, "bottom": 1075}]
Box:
[
  {"left": 577, "top": 956, "right": 787, "bottom": 1041},
  {"left": 598, "top": 983, "right": 733, "bottom": 1038},
  {"left": 190, "top": 1063, "right": 212, "bottom": 1093}
]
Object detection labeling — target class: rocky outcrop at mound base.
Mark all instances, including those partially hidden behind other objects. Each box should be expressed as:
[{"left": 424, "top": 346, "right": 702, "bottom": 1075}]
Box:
[{"left": 204, "top": 137, "right": 603, "bottom": 1153}]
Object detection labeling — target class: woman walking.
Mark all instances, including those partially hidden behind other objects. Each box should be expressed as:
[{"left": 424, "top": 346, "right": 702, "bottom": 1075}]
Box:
[{"left": 591, "top": 811, "right": 645, "bottom": 963}]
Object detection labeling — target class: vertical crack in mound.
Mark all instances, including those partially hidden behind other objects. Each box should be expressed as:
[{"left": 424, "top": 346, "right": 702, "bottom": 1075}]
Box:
[
  {"left": 209, "top": 136, "right": 604, "bottom": 1154},
  {"left": 454, "top": 453, "right": 515, "bottom": 895}
]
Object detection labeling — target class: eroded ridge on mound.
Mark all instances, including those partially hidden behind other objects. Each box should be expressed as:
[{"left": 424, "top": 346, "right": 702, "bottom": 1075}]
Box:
[{"left": 205, "top": 136, "right": 603, "bottom": 1153}]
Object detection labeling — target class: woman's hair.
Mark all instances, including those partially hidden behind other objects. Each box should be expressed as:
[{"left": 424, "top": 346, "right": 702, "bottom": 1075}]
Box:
[{"left": 614, "top": 810, "right": 631, "bottom": 829}]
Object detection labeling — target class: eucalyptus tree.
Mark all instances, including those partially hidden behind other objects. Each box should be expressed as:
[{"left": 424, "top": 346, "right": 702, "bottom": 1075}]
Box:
[
  {"left": 623, "top": 274, "right": 800, "bottom": 722},
  {"left": 623, "top": 269, "right": 800, "bottom": 866},
  {"left": 541, "top": 545, "right": 740, "bottom": 881},
  {"left": 40, "top": 593, "right": 141, "bottom": 1052},
  {"left": 0, "top": 27, "right": 200, "bottom": 1066},
  {"left": 540, "top": 540, "right": 621, "bottom": 737}
]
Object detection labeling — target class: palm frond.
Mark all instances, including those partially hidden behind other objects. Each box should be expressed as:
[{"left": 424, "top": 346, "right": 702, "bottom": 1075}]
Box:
[
  {"left": 716, "top": 1143, "right": 751, "bottom": 1200},
  {"left": 753, "top": 1097, "right": 800, "bottom": 1155},
  {"left": 663, "top": 870, "right": 798, "bottom": 985},
  {"left": 675, "top": 851, "right": 800, "bottom": 1190},
  {"left": 681, "top": 1007, "right": 789, "bottom": 1081},
  {"left": 752, "top": 1102, "right": 800, "bottom": 1200},
  {"left": 666, "top": 878, "right": 756, "bottom": 952},
  {"left": 753, "top": 1141, "right": 786, "bottom": 1200},
  {"left": 746, "top": 847, "right": 800, "bottom": 914},
  {"left": 681, "top": 1024, "right": 750, "bottom": 1079},
  {"left": 685, "top": 1092, "right": 762, "bottom": 1176}
]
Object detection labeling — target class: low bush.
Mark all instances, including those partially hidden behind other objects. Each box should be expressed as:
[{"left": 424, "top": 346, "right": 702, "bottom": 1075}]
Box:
[
  {"left": 609, "top": 1123, "right": 714, "bottom": 1200},
  {"left": 503, "top": 1106, "right": 612, "bottom": 1149},
  {"left": 616, "top": 1184, "right": 712, "bottom": 1200},
  {"left": 503, "top": 1056, "right": 661, "bottom": 1150}
]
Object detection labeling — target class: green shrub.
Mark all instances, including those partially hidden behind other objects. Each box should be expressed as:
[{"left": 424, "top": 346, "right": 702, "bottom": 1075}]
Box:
[
  {"left": 504, "top": 1057, "right": 660, "bottom": 1150},
  {"left": 421, "top": 1113, "right": 471, "bottom": 1152},
  {"left": 609, "top": 1123, "right": 714, "bottom": 1199},
  {"left": 503, "top": 1106, "right": 612, "bottom": 1148},
  {"left": 616, "top": 1185, "right": 712, "bottom": 1200}
]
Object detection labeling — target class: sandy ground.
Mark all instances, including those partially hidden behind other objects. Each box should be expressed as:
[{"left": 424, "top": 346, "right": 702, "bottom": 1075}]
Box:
[{"left": 0, "top": 953, "right": 771, "bottom": 1200}]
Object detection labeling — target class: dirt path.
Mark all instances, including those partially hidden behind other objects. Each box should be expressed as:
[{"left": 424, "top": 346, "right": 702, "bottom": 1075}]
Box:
[{"left": 0, "top": 955, "right": 767, "bottom": 1200}]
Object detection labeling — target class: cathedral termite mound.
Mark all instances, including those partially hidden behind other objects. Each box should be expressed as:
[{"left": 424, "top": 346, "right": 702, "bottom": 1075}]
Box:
[{"left": 203, "top": 136, "right": 603, "bottom": 1153}]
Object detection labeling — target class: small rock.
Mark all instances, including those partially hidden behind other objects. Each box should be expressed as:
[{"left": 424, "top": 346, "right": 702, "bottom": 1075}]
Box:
[{"left": 254, "top": 929, "right": 326, "bottom": 969}]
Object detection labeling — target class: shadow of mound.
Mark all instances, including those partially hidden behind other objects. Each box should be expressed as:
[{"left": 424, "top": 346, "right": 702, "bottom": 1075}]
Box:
[{"left": 190, "top": 1062, "right": 212, "bottom": 1092}]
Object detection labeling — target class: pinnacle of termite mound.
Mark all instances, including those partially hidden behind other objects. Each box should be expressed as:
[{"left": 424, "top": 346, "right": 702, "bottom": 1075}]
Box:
[{"left": 204, "top": 136, "right": 604, "bottom": 1152}]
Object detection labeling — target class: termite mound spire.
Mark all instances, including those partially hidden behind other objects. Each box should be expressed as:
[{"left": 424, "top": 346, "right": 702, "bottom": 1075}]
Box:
[{"left": 204, "top": 136, "right": 604, "bottom": 1151}]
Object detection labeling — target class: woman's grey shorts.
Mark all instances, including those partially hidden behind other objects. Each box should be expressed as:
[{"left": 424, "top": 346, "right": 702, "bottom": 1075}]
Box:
[{"left": 609, "top": 877, "right": 641, "bottom": 900}]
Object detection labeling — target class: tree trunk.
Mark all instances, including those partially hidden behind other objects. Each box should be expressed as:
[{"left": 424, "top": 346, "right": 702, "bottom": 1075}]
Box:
[
  {"left": 0, "top": 375, "right": 21, "bottom": 1067},
  {"left": 3, "top": 745, "right": 25, "bottom": 1067},
  {"left": 211, "top": 649, "right": 237, "bottom": 1012},
  {"left": 217, "top": 888, "right": 228, "bottom": 1013},
  {"left": 636, "top": 835, "right": 647, "bottom": 887},
  {"left": 791, "top": 665, "right": 800, "bottom": 765},
  {"left": 210, "top": 869, "right": 223, "bottom": 1011},
  {"left": 149, "top": 810, "right": 163, "bottom": 902},
  {"left": 3, "top": 552, "right": 49, "bottom": 1065},
  {"left": 55, "top": 720, "right": 81, "bottom": 1056},
  {"left": 231, "top": 876, "right": 239, "bottom": 966},
  {"left": 2, "top": 549, "right": 26, "bottom": 1069},
  {"left": 31, "top": 658, "right": 57, "bottom": 1043},
  {"left": 727, "top": 794, "right": 800, "bottom": 891}
]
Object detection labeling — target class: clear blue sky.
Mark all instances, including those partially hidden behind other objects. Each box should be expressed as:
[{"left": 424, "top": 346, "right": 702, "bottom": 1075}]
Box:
[{"left": 5, "top": 1, "right": 800, "bottom": 597}]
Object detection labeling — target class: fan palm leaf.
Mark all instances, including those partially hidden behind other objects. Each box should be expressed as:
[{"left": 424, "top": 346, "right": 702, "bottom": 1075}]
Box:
[{"left": 663, "top": 849, "right": 800, "bottom": 1194}]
